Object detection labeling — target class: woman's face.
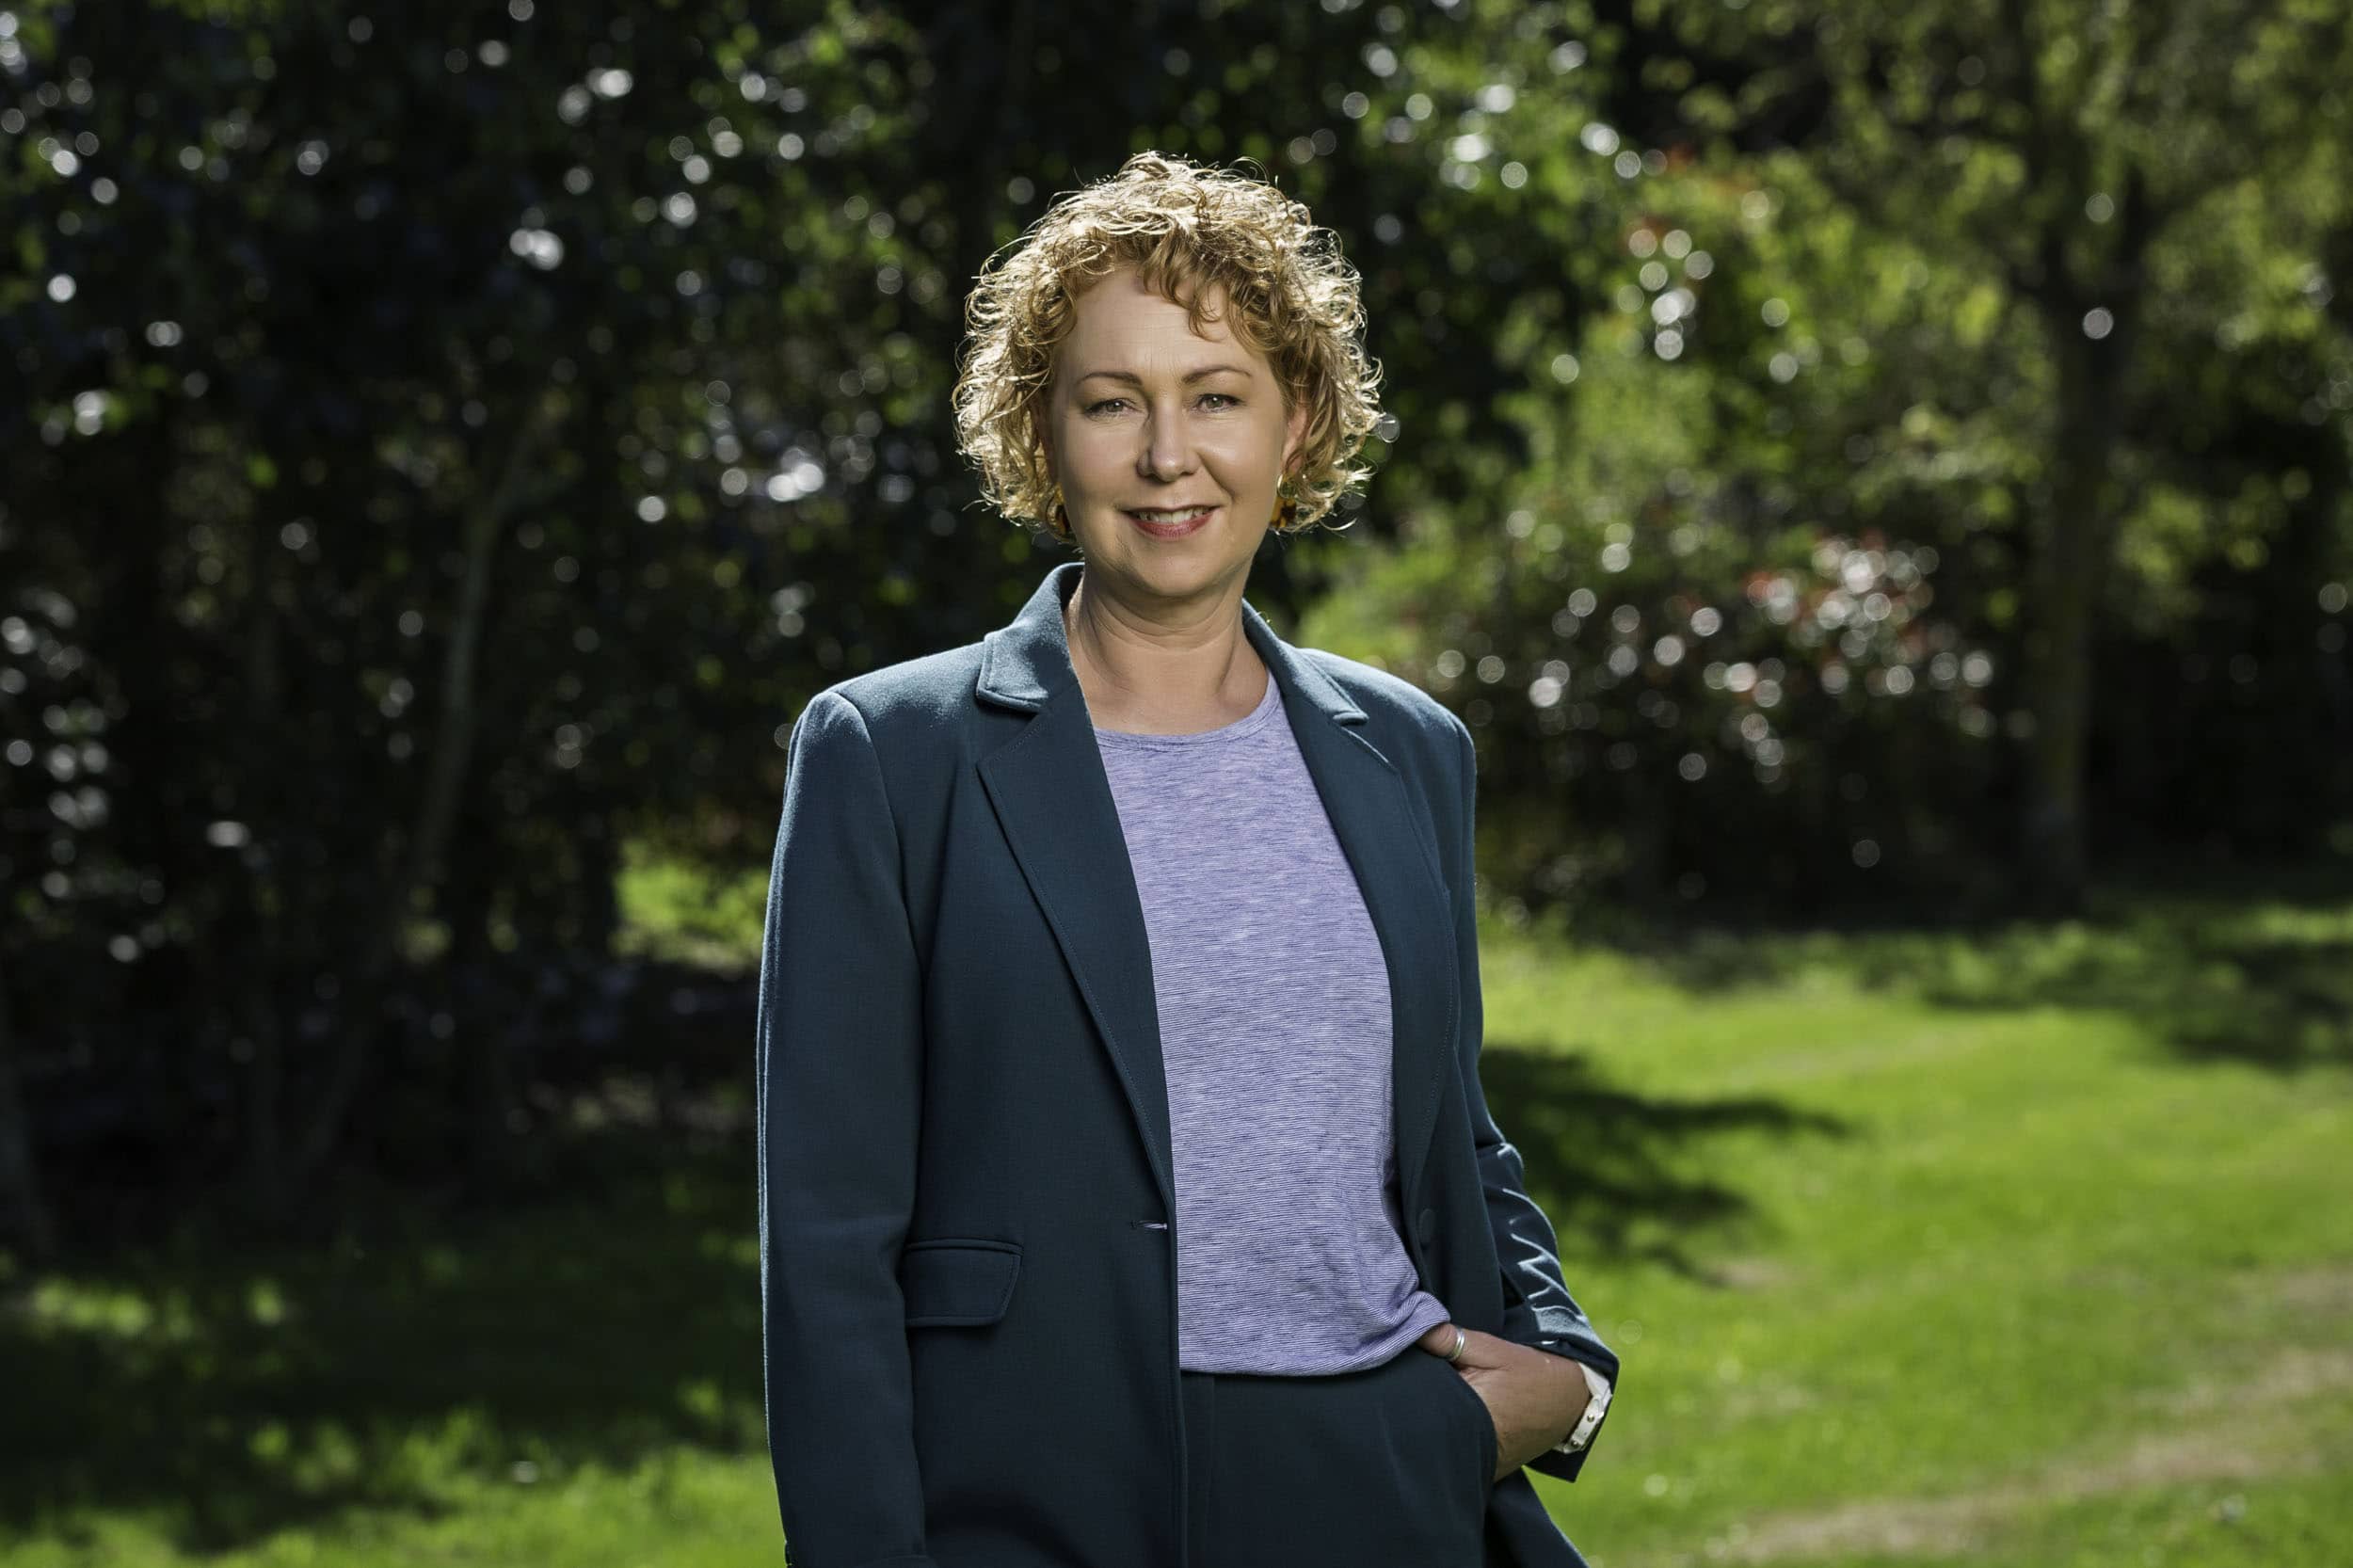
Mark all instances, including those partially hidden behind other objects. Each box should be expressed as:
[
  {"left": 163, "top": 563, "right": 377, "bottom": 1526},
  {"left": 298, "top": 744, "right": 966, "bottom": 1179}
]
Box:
[{"left": 1039, "top": 266, "right": 1307, "bottom": 609}]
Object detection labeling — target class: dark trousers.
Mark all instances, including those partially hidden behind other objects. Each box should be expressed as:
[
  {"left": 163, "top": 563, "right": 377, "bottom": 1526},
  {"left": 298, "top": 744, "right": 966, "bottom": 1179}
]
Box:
[{"left": 1179, "top": 1347, "right": 1499, "bottom": 1567}]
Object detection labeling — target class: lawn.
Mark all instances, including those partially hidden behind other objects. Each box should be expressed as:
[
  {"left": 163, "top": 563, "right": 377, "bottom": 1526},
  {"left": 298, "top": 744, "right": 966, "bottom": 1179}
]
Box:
[
  {"left": 1485, "top": 886, "right": 2353, "bottom": 1567},
  {"left": 4, "top": 881, "right": 2347, "bottom": 1567}
]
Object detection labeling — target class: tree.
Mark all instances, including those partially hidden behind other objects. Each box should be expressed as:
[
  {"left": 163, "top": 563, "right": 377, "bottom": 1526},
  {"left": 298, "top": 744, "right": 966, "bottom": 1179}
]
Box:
[{"left": 1654, "top": 0, "right": 2353, "bottom": 906}]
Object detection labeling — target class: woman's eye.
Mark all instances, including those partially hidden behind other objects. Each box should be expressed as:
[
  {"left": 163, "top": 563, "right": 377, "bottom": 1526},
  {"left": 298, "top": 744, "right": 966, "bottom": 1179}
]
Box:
[{"left": 1084, "top": 394, "right": 1241, "bottom": 416}]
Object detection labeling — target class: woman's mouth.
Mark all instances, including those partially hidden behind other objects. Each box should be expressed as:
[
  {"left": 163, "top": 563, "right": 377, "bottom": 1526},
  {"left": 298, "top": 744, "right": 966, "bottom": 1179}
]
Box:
[{"left": 1123, "top": 504, "right": 1217, "bottom": 539}]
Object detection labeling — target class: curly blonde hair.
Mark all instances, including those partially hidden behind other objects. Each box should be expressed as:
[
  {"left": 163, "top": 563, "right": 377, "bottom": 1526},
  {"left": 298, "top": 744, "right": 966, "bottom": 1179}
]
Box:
[{"left": 952, "top": 151, "right": 1385, "bottom": 539}]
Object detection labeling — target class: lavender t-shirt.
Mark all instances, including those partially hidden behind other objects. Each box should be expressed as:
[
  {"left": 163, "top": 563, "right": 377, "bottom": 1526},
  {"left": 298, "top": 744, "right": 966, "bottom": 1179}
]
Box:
[{"left": 1093, "top": 670, "right": 1454, "bottom": 1374}]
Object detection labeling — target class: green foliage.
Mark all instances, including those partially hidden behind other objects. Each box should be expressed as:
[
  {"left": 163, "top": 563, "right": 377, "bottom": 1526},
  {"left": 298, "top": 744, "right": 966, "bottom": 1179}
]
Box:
[
  {"left": 1, "top": 0, "right": 2349, "bottom": 1245},
  {"left": 1305, "top": 0, "right": 2353, "bottom": 908}
]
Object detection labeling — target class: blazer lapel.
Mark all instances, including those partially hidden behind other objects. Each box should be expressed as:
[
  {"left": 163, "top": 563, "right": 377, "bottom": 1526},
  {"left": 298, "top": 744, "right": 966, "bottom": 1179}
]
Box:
[{"left": 974, "top": 561, "right": 1460, "bottom": 1218}]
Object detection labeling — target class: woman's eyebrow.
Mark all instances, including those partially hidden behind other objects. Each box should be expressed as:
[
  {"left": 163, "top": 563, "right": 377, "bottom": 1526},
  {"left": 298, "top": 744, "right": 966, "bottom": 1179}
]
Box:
[{"left": 1076, "top": 364, "right": 1253, "bottom": 386}]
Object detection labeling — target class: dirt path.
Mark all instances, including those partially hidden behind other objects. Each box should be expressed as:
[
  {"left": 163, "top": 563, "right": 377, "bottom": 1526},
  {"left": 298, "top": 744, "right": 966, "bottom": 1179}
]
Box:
[{"left": 1644, "top": 1342, "right": 2353, "bottom": 1565}]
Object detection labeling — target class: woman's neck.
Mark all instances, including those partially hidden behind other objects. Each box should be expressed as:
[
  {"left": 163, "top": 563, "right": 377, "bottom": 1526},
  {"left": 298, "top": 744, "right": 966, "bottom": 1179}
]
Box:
[{"left": 1064, "top": 571, "right": 1270, "bottom": 735}]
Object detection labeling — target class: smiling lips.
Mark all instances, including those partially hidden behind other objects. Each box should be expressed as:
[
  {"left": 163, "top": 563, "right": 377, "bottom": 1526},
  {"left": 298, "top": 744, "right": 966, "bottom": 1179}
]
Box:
[{"left": 1124, "top": 504, "right": 1217, "bottom": 538}]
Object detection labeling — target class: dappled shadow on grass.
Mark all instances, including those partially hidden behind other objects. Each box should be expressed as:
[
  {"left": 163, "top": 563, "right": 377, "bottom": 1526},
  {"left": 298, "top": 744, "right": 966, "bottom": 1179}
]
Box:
[
  {"left": 1479, "top": 1043, "right": 1850, "bottom": 1281},
  {"left": 0, "top": 920, "right": 1933, "bottom": 1557},
  {"left": 0, "top": 1137, "right": 766, "bottom": 1554},
  {"left": 1600, "top": 874, "right": 2353, "bottom": 1074},
  {"left": 3, "top": 1045, "right": 1853, "bottom": 1554}
]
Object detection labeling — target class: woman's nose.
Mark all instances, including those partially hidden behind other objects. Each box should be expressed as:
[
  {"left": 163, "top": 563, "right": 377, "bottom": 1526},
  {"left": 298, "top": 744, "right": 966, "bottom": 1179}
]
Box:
[{"left": 1141, "top": 413, "right": 1196, "bottom": 479}]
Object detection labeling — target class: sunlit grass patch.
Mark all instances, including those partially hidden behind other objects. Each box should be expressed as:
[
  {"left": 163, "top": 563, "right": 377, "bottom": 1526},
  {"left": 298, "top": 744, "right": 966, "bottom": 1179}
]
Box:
[{"left": 6, "top": 884, "right": 2347, "bottom": 1566}]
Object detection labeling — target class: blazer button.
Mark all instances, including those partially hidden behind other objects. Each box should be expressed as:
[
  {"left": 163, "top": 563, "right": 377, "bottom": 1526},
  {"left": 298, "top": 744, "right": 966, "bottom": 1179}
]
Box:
[{"left": 1416, "top": 1207, "right": 1437, "bottom": 1241}]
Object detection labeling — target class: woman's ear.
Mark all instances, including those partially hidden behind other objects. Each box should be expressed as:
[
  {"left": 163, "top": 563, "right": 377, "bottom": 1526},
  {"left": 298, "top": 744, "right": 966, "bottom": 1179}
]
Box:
[{"left": 1281, "top": 393, "right": 1308, "bottom": 473}]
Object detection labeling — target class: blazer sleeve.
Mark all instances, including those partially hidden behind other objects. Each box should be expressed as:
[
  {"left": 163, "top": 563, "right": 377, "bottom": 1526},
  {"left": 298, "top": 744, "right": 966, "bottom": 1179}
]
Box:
[
  {"left": 1445, "top": 712, "right": 1622, "bottom": 1484},
  {"left": 757, "top": 690, "right": 937, "bottom": 1568}
]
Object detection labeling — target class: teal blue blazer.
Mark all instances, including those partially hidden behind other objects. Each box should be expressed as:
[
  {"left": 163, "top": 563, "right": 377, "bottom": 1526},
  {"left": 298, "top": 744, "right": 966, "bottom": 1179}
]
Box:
[{"left": 758, "top": 560, "right": 1619, "bottom": 1567}]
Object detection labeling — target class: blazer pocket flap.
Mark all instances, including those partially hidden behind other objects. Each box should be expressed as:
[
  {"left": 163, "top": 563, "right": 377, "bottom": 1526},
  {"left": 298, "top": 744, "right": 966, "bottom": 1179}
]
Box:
[{"left": 899, "top": 1240, "right": 1020, "bottom": 1327}]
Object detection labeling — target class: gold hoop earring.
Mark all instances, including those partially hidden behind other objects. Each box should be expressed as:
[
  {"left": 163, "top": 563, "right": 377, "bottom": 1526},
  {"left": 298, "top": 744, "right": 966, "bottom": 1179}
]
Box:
[{"left": 1271, "top": 477, "right": 1302, "bottom": 531}]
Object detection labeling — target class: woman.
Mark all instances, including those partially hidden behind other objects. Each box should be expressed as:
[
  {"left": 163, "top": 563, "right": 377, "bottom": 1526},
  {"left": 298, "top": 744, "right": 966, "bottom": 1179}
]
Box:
[{"left": 758, "top": 152, "right": 1618, "bottom": 1568}]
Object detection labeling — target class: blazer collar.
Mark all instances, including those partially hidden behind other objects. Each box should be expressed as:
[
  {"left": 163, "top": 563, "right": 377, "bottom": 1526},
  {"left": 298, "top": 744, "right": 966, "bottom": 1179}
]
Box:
[
  {"left": 976, "top": 559, "right": 1367, "bottom": 726},
  {"left": 971, "top": 559, "right": 1456, "bottom": 1220}
]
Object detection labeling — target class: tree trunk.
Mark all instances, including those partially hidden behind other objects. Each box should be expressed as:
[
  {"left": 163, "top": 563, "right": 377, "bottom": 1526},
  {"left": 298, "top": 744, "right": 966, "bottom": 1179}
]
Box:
[
  {"left": 0, "top": 979, "right": 56, "bottom": 1261},
  {"left": 447, "top": 815, "right": 512, "bottom": 1193},
  {"left": 291, "top": 396, "right": 558, "bottom": 1184},
  {"left": 2017, "top": 328, "right": 2128, "bottom": 914},
  {"left": 237, "top": 537, "right": 289, "bottom": 1231}
]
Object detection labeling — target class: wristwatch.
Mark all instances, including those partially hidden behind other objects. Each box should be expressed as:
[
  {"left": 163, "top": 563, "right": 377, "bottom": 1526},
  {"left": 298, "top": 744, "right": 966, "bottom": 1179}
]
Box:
[{"left": 1551, "top": 1360, "right": 1613, "bottom": 1455}]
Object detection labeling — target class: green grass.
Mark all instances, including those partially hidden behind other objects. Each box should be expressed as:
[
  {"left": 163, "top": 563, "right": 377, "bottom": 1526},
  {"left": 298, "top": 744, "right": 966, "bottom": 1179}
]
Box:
[
  {"left": 611, "top": 840, "right": 770, "bottom": 973},
  {"left": 3, "top": 883, "right": 2346, "bottom": 1566},
  {"left": 1491, "top": 886, "right": 2353, "bottom": 1568}
]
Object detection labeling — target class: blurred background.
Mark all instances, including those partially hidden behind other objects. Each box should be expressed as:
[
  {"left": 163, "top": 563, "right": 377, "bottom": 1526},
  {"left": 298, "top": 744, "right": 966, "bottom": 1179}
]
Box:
[{"left": 3, "top": 1, "right": 2349, "bottom": 1564}]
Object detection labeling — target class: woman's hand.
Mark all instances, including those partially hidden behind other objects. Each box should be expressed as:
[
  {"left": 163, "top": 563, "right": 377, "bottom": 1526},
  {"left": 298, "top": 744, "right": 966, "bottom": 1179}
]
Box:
[{"left": 1416, "top": 1320, "right": 1592, "bottom": 1483}]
